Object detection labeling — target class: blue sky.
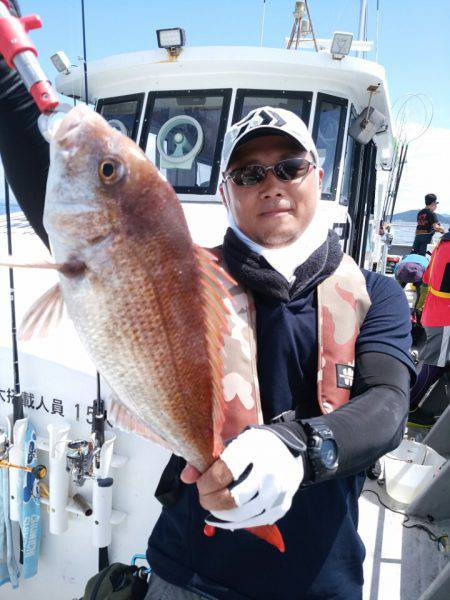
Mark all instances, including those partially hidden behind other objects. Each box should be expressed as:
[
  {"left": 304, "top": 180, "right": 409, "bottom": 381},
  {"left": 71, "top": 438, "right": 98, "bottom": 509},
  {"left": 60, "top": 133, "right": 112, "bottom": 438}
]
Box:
[
  {"left": 13, "top": 1, "right": 450, "bottom": 212},
  {"left": 21, "top": 0, "right": 449, "bottom": 128}
]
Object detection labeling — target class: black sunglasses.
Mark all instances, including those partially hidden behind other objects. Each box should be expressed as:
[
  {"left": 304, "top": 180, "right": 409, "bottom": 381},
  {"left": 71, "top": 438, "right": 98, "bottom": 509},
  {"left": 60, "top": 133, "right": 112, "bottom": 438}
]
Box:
[{"left": 225, "top": 157, "right": 316, "bottom": 187}]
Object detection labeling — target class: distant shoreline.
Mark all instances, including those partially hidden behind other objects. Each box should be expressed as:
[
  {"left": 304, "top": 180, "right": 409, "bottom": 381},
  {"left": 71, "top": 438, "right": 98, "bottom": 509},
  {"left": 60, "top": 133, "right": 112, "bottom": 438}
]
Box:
[{"left": 393, "top": 209, "right": 450, "bottom": 223}]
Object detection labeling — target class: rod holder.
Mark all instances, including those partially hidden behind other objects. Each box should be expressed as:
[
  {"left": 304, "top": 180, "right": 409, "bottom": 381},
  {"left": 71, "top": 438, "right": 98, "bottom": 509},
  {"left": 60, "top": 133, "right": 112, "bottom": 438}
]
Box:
[
  {"left": 48, "top": 422, "right": 71, "bottom": 534},
  {"left": 92, "top": 477, "right": 113, "bottom": 548},
  {"left": 92, "top": 432, "right": 115, "bottom": 549}
]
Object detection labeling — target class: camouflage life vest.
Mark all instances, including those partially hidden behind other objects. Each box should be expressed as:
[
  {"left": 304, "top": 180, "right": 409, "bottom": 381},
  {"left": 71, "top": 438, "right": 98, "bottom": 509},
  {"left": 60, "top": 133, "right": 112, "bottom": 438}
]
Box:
[{"left": 214, "top": 250, "right": 372, "bottom": 433}]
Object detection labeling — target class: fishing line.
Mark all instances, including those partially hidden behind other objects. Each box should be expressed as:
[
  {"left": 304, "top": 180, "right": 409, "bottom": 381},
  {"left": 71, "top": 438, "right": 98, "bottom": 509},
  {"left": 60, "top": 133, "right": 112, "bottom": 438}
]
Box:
[
  {"left": 382, "top": 93, "right": 434, "bottom": 221},
  {"left": 68, "top": 0, "right": 79, "bottom": 104}
]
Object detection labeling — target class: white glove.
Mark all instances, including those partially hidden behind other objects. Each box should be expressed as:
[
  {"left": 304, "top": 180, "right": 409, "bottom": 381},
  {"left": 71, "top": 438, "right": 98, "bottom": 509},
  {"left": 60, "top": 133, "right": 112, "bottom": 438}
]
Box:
[{"left": 205, "top": 428, "right": 304, "bottom": 530}]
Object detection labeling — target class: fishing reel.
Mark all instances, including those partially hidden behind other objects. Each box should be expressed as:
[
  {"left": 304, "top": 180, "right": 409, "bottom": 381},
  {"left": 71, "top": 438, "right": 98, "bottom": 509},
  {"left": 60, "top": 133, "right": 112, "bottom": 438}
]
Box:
[
  {"left": 66, "top": 399, "right": 107, "bottom": 486},
  {"left": 65, "top": 440, "right": 100, "bottom": 487}
]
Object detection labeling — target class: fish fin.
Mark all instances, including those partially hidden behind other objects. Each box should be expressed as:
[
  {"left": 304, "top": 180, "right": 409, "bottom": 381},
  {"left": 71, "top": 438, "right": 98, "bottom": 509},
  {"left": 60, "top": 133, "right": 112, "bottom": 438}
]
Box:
[
  {"left": 202, "top": 523, "right": 285, "bottom": 552},
  {"left": 0, "top": 256, "right": 86, "bottom": 276},
  {"left": 194, "top": 245, "right": 237, "bottom": 458},
  {"left": 108, "top": 400, "right": 173, "bottom": 451},
  {"left": 19, "top": 283, "right": 65, "bottom": 341},
  {"left": 245, "top": 525, "right": 285, "bottom": 553},
  {"left": 0, "top": 256, "right": 58, "bottom": 269}
]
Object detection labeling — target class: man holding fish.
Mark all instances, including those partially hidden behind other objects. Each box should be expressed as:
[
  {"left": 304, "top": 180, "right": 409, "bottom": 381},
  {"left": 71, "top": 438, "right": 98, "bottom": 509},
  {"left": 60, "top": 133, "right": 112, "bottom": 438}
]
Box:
[{"left": 0, "top": 9, "right": 415, "bottom": 599}]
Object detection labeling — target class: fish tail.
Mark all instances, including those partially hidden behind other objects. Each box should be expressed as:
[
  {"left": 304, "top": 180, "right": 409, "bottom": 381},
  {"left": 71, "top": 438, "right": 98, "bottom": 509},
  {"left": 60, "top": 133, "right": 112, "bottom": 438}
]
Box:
[
  {"left": 203, "top": 523, "right": 285, "bottom": 552},
  {"left": 245, "top": 525, "right": 285, "bottom": 553}
]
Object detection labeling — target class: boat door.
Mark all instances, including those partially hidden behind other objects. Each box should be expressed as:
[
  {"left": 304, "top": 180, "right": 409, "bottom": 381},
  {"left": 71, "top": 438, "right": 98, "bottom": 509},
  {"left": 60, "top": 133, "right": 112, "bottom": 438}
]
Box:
[
  {"left": 339, "top": 105, "right": 377, "bottom": 266},
  {"left": 351, "top": 141, "right": 377, "bottom": 266}
]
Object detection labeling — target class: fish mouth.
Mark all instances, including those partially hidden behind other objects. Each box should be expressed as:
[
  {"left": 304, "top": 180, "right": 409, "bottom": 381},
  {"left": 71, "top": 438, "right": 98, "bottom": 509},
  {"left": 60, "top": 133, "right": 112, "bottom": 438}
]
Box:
[{"left": 54, "top": 105, "right": 93, "bottom": 149}]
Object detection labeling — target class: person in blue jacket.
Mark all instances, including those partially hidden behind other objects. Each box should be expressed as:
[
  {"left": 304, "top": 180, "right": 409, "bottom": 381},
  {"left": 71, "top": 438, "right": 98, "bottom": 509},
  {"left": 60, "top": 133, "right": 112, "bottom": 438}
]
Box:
[{"left": 143, "top": 110, "right": 415, "bottom": 599}]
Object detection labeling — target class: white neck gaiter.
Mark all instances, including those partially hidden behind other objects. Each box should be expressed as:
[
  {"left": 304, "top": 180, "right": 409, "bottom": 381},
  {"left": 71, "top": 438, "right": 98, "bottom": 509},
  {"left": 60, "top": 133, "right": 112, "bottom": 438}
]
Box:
[{"left": 227, "top": 211, "right": 329, "bottom": 283}]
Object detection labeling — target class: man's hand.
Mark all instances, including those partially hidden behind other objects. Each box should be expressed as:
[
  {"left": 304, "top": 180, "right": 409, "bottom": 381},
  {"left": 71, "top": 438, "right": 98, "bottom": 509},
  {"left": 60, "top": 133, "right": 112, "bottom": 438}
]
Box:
[{"left": 181, "top": 428, "right": 304, "bottom": 529}]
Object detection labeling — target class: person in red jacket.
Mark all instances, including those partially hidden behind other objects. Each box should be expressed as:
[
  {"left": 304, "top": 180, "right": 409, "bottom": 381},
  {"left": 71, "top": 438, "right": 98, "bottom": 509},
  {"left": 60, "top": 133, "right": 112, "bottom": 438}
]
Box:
[{"left": 409, "top": 231, "right": 450, "bottom": 426}]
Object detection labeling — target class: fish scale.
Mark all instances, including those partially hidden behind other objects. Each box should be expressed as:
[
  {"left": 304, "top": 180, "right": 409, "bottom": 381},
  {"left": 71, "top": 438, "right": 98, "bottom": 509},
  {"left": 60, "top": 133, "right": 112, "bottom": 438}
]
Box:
[
  {"left": 47, "top": 152, "right": 216, "bottom": 470},
  {"left": 67, "top": 237, "right": 214, "bottom": 469}
]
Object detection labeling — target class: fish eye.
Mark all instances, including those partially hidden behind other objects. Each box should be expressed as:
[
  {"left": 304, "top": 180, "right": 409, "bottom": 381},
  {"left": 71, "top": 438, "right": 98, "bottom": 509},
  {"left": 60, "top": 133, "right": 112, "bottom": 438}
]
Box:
[{"left": 98, "top": 158, "right": 124, "bottom": 184}]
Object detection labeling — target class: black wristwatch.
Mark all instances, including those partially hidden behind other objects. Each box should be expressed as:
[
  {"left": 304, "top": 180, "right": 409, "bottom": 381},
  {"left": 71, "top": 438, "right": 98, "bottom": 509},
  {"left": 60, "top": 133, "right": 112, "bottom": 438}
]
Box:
[{"left": 303, "top": 422, "right": 339, "bottom": 482}]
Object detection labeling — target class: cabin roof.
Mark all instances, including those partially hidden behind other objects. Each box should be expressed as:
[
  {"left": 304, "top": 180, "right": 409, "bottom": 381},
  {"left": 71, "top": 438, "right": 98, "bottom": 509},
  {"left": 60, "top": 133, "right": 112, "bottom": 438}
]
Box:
[{"left": 56, "top": 46, "right": 393, "bottom": 142}]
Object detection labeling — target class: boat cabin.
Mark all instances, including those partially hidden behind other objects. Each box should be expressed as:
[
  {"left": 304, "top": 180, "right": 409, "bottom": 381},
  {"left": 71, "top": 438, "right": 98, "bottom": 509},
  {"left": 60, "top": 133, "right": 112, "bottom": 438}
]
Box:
[{"left": 56, "top": 45, "right": 394, "bottom": 268}]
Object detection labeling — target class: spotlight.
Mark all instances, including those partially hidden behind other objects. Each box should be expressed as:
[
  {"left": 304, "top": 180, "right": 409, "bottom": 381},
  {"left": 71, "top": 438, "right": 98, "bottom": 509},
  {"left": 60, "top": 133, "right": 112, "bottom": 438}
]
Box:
[
  {"left": 330, "top": 32, "right": 353, "bottom": 60},
  {"left": 50, "top": 51, "right": 71, "bottom": 74}
]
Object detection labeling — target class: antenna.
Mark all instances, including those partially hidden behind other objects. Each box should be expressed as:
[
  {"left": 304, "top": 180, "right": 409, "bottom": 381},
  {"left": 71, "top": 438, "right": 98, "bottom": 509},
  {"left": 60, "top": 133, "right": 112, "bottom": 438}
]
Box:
[
  {"left": 260, "top": 0, "right": 266, "bottom": 47},
  {"left": 286, "top": 1, "right": 318, "bottom": 51},
  {"left": 376, "top": 0, "right": 381, "bottom": 62},
  {"left": 357, "top": 0, "right": 368, "bottom": 58}
]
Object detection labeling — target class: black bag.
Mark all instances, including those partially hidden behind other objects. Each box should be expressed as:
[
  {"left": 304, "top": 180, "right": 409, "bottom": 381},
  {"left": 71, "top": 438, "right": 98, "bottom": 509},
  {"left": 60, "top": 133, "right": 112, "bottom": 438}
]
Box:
[{"left": 82, "top": 562, "right": 149, "bottom": 599}]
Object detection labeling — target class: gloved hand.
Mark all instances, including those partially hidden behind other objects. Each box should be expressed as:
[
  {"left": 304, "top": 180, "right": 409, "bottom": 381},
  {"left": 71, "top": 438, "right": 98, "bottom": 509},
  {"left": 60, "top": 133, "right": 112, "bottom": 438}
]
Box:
[{"left": 205, "top": 428, "right": 304, "bottom": 530}]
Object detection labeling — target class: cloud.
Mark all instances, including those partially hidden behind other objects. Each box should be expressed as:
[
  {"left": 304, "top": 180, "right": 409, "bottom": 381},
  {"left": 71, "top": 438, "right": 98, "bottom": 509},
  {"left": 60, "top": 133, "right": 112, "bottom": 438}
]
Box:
[{"left": 395, "top": 126, "right": 450, "bottom": 215}]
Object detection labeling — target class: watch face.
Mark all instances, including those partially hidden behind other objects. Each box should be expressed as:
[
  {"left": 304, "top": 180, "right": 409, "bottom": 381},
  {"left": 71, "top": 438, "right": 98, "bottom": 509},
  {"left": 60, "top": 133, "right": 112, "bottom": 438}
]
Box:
[{"left": 321, "top": 439, "right": 338, "bottom": 468}]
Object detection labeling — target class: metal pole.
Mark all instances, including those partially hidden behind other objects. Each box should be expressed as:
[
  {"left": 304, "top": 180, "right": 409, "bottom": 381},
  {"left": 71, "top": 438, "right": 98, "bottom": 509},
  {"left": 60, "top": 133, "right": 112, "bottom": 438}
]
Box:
[
  {"left": 80, "top": 0, "right": 89, "bottom": 105},
  {"left": 376, "top": 0, "right": 381, "bottom": 62},
  {"left": 357, "top": 0, "right": 368, "bottom": 57},
  {"left": 259, "top": 0, "right": 266, "bottom": 47},
  {"left": 304, "top": 1, "right": 318, "bottom": 52},
  {"left": 4, "top": 179, "right": 22, "bottom": 424}
]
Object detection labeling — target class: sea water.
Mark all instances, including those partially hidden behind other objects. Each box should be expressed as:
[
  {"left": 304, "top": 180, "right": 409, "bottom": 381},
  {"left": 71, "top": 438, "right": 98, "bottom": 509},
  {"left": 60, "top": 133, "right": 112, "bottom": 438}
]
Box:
[{"left": 391, "top": 220, "right": 450, "bottom": 246}]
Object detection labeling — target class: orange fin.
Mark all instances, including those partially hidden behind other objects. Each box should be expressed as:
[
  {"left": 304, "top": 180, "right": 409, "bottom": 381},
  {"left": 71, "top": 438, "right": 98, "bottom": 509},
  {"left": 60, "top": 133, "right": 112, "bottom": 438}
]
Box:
[
  {"left": 108, "top": 400, "right": 173, "bottom": 451},
  {"left": 19, "top": 283, "right": 65, "bottom": 341},
  {"left": 194, "top": 245, "right": 237, "bottom": 458},
  {"left": 245, "top": 525, "right": 285, "bottom": 553},
  {"left": 202, "top": 523, "right": 285, "bottom": 553}
]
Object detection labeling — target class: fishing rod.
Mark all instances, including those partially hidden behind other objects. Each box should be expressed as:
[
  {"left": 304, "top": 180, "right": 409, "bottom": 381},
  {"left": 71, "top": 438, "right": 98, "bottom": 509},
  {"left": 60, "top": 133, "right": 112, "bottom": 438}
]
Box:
[
  {"left": 4, "top": 179, "right": 23, "bottom": 425},
  {"left": 388, "top": 143, "right": 409, "bottom": 223},
  {"left": 3, "top": 181, "right": 24, "bottom": 566}
]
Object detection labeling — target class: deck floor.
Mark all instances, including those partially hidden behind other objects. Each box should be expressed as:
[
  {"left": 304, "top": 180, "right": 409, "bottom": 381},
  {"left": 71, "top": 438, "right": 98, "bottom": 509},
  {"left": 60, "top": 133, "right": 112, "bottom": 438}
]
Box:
[{"left": 359, "top": 475, "right": 449, "bottom": 600}]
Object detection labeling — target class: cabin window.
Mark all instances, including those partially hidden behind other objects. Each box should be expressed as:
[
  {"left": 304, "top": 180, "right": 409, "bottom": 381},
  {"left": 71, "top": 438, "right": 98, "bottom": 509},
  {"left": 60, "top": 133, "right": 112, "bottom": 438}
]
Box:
[
  {"left": 233, "top": 90, "right": 312, "bottom": 124},
  {"left": 313, "top": 93, "right": 348, "bottom": 200},
  {"left": 339, "top": 107, "right": 358, "bottom": 206},
  {"left": 96, "top": 93, "right": 144, "bottom": 141},
  {"left": 140, "top": 89, "right": 232, "bottom": 196}
]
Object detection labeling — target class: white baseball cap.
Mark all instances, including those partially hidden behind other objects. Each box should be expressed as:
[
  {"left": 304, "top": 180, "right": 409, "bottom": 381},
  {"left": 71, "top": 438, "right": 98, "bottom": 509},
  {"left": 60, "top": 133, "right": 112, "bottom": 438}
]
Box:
[{"left": 220, "top": 106, "right": 319, "bottom": 175}]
